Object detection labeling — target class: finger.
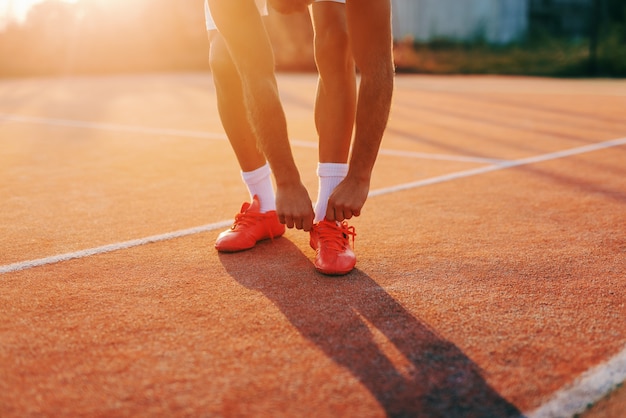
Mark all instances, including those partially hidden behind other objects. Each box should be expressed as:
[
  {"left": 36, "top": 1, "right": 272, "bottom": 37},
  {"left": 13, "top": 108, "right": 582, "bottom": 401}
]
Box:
[
  {"left": 325, "top": 205, "right": 336, "bottom": 222},
  {"left": 334, "top": 207, "right": 346, "bottom": 222},
  {"left": 302, "top": 216, "right": 313, "bottom": 232}
]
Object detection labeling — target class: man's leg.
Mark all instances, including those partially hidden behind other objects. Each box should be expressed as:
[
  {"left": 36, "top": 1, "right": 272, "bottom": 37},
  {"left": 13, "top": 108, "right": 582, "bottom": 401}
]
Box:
[
  {"left": 323, "top": 0, "right": 393, "bottom": 222},
  {"left": 209, "top": 33, "right": 266, "bottom": 174},
  {"left": 208, "top": 0, "right": 315, "bottom": 232},
  {"left": 309, "top": 0, "right": 358, "bottom": 275},
  {"left": 308, "top": 0, "right": 394, "bottom": 275},
  {"left": 208, "top": 27, "right": 285, "bottom": 252},
  {"left": 312, "top": 1, "right": 355, "bottom": 166},
  {"left": 311, "top": 0, "right": 355, "bottom": 221},
  {"left": 209, "top": 32, "right": 275, "bottom": 211}
]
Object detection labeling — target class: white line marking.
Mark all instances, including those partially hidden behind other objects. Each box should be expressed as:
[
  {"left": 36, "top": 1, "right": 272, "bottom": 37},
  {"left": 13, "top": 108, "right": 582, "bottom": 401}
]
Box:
[
  {"left": 1, "top": 136, "right": 624, "bottom": 275},
  {"left": 0, "top": 113, "right": 504, "bottom": 165},
  {"left": 291, "top": 139, "right": 506, "bottom": 165},
  {"left": 0, "top": 220, "right": 232, "bottom": 275},
  {"left": 370, "top": 136, "right": 626, "bottom": 197},
  {"left": 377, "top": 148, "right": 508, "bottom": 165},
  {"left": 0, "top": 132, "right": 625, "bottom": 417},
  {"left": 0, "top": 113, "right": 229, "bottom": 141},
  {"left": 525, "top": 345, "right": 626, "bottom": 418}
]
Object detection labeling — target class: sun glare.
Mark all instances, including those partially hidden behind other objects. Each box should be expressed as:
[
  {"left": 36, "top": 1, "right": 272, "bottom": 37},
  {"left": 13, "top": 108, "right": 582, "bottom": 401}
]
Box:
[{"left": 1, "top": 0, "right": 79, "bottom": 24}]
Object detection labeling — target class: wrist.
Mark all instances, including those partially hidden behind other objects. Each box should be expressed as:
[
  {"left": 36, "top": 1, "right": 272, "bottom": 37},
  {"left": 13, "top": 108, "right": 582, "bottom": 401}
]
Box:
[
  {"left": 274, "top": 171, "right": 303, "bottom": 189},
  {"left": 346, "top": 163, "right": 373, "bottom": 184}
]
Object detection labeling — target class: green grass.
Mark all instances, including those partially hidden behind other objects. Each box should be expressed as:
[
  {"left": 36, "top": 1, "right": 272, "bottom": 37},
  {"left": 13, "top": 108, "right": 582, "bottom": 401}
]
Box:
[{"left": 394, "top": 30, "right": 626, "bottom": 78}]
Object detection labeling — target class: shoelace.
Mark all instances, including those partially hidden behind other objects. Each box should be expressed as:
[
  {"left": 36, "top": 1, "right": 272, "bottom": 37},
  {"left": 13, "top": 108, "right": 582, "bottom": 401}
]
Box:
[
  {"left": 232, "top": 211, "right": 254, "bottom": 229},
  {"left": 316, "top": 221, "right": 356, "bottom": 251},
  {"left": 232, "top": 210, "right": 279, "bottom": 240}
]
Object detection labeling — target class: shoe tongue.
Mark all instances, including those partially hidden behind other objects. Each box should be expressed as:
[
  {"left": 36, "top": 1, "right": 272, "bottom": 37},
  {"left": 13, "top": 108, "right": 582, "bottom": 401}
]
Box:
[
  {"left": 239, "top": 201, "right": 251, "bottom": 213},
  {"left": 247, "top": 195, "right": 261, "bottom": 213}
]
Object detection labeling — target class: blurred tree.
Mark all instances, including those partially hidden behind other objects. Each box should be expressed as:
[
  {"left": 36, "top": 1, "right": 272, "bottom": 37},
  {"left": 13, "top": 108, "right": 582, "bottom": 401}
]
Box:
[
  {"left": 0, "top": 0, "right": 211, "bottom": 76},
  {"left": 0, "top": 0, "right": 316, "bottom": 76},
  {"left": 0, "top": 0, "right": 78, "bottom": 75},
  {"left": 1, "top": 0, "right": 623, "bottom": 77}
]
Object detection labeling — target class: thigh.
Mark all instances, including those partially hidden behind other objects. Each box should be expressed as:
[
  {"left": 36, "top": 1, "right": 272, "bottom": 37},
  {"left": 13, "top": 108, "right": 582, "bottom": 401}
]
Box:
[
  {"left": 205, "top": 0, "right": 268, "bottom": 32},
  {"left": 345, "top": 0, "right": 392, "bottom": 71},
  {"left": 311, "top": 0, "right": 346, "bottom": 33}
]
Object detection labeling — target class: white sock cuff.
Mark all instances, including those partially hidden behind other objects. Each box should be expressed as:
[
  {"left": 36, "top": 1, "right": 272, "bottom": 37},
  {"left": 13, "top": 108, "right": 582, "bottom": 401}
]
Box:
[
  {"left": 241, "top": 162, "right": 271, "bottom": 185},
  {"left": 317, "top": 162, "right": 348, "bottom": 178}
]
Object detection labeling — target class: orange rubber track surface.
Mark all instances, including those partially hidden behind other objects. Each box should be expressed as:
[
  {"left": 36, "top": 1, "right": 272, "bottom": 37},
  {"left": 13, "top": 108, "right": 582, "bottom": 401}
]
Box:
[{"left": 1, "top": 73, "right": 625, "bottom": 417}]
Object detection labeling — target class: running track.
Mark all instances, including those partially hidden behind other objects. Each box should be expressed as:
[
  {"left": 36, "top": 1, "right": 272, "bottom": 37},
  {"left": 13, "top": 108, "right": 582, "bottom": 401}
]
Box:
[{"left": 1, "top": 73, "right": 625, "bottom": 417}]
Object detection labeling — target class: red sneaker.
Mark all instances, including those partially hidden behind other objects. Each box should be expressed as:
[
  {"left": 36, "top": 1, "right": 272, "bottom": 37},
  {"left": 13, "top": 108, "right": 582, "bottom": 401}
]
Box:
[
  {"left": 309, "top": 219, "right": 356, "bottom": 275},
  {"left": 215, "top": 196, "right": 285, "bottom": 252}
]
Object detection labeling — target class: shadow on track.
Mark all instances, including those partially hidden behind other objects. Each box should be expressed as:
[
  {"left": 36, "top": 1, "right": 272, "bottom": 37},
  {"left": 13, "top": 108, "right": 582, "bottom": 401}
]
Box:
[{"left": 219, "top": 238, "right": 520, "bottom": 417}]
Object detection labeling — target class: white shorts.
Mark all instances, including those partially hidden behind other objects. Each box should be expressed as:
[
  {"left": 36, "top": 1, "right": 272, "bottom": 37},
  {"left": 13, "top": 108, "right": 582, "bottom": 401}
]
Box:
[{"left": 204, "top": 0, "right": 346, "bottom": 31}]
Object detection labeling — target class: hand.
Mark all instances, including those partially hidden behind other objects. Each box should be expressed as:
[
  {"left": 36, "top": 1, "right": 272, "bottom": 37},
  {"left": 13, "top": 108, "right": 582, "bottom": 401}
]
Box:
[
  {"left": 325, "top": 176, "right": 370, "bottom": 222},
  {"left": 275, "top": 181, "right": 315, "bottom": 231},
  {"left": 268, "top": 0, "right": 314, "bottom": 14}
]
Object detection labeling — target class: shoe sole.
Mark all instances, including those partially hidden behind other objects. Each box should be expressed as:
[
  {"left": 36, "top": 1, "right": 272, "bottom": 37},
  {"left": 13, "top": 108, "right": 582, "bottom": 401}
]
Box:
[
  {"left": 215, "top": 234, "right": 284, "bottom": 253},
  {"left": 314, "top": 264, "right": 355, "bottom": 276}
]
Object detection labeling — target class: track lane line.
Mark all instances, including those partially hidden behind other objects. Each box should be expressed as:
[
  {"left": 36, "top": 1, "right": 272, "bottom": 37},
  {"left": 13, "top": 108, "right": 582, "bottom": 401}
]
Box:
[
  {"left": 369, "top": 136, "right": 626, "bottom": 197},
  {"left": 0, "top": 220, "right": 232, "bottom": 275},
  {"left": 0, "top": 113, "right": 505, "bottom": 165},
  {"left": 2, "top": 136, "right": 624, "bottom": 275},
  {"left": 524, "top": 344, "right": 626, "bottom": 418},
  {"left": 1, "top": 134, "right": 625, "bottom": 416},
  {"left": 0, "top": 113, "right": 229, "bottom": 141}
]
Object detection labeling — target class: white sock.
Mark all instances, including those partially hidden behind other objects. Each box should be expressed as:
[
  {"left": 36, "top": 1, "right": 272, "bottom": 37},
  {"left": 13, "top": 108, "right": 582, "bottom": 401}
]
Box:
[
  {"left": 314, "top": 162, "right": 348, "bottom": 223},
  {"left": 241, "top": 163, "right": 276, "bottom": 213}
]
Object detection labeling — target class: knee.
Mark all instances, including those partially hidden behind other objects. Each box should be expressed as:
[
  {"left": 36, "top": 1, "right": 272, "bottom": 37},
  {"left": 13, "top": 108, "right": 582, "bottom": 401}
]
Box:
[
  {"left": 209, "top": 35, "right": 236, "bottom": 84},
  {"left": 315, "top": 24, "right": 351, "bottom": 71}
]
